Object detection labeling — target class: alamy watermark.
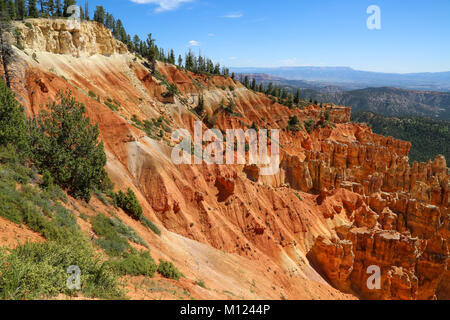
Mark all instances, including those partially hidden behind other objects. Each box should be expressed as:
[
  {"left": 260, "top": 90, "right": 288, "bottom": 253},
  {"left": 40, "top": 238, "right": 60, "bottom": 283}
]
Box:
[
  {"left": 367, "top": 5, "right": 381, "bottom": 30},
  {"left": 66, "top": 5, "right": 81, "bottom": 30},
  {"left": 366, "top": 265, "right": 381, "bottom": 290},
  {"left": 171, "top": 121, "right": 280, "bottom": 176},
  {"left": 67, "top": 265, "right": 81, "bottom": 290}
]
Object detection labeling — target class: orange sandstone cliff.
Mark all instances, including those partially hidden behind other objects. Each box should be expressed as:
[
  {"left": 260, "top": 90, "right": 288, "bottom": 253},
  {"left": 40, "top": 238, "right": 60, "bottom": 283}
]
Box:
[{"left": 3, "top": 19, "right": 448, "bottom": 300}]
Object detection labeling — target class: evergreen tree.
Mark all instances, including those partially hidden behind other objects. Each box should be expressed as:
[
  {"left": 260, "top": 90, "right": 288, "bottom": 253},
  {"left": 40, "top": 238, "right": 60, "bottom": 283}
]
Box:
[
  {"left": 55, "top": 0, "right": 62, "bottom": 16},
  {"left": 168, "top": 49, "right": 175, "bottom": 64},
  {"left": 92, "top": 5, "right": 104, "bottom": 24},
  {"left": 0, "top": 9, "right": 13, "bottom": 86},
  {"left": 185, "top": 49, "right": 194, "bottom": 71},
  {"left": 132, "top": 35, "right": 140, "bottom": 53},
  {"left": 0, "top": 78, "right": 28, "bottom": 153},
  {"left": 213, "top": 62, "right": 220, "bottom": 74},
  {"left": 294, "top": 89, "right": 300, "bottom": 104},
  {"left": 16, "top": 0, "right": 26, "bottom": 20},
  {"left": 6, "top": 0, "right": 15, "bottom": 19},
  {"left": 243, "top": 76, "right": 249, "bottom": 88},
  {"left": 28, "top": 0, "right": 39, "bottom": 17},
  {"left": 266, "top": 82, "right": 273, "bottom": 95},
  {"left": 145, "top": 33, "right": 157, "bottom": 73},
  {"left": 104, "top": 12, "right": 114, "bottom": 29},
  {"left": 28, "top": 92, "right": 109, "bottom": 202},
  {"left": 177, "top": 54, "right": 182, "bottom": 67},
  {"left": 251, "top": 78, "right": 256, "bottom": 91},
  {"left": 258, "top": 83, "right": 264, "bottom": 92}
]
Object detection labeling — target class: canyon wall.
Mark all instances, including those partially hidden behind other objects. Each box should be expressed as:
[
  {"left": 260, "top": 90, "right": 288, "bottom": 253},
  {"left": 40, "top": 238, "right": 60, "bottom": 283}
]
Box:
[{"left": 4, "top": 19, "right": 449, "bottom": 300}]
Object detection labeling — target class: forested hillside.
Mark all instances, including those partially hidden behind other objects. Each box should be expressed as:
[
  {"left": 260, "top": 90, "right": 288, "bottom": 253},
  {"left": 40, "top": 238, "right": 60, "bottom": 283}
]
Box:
[{"left": 352, "top": 111, "right": 450, "bottom": 163}]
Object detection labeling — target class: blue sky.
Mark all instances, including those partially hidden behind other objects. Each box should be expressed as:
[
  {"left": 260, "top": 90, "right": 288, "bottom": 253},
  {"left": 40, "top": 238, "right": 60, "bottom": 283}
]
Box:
[{"left": 83, "top": 0, "right": 450, "bottom": 73}]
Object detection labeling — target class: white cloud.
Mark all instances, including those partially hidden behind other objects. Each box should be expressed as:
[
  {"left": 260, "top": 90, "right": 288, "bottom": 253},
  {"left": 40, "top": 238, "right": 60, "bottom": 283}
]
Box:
[
  {"left": 208, "top": 33, "right": 215, "bottom": 37},
  {"left": 188, "top": 40, "right": 200, "bottom": 46},
  {"left": 130, "top": 0, "right": 193, "bottom": 13},
  {"left": 223, "top": 12, "right": 243, "bottom": 18}
]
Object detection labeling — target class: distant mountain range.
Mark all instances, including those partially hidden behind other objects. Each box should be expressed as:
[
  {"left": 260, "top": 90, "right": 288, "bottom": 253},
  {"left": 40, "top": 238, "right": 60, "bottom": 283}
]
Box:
[
  {"left": 239, "top": 73, "right": 450, "bottom": 120},
  {"left": 231, "top": 66, "right": 450, "bottom": 92},
  {"left": 305, "top": 87, "right": 450, "bottom": 120}
]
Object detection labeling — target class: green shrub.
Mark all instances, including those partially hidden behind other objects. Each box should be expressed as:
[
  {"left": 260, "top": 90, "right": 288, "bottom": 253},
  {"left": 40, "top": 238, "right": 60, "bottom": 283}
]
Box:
[
  {"left": 91, "top": 214, "right": 148, "bottom": 256},
  {"left": 0, "top": 163, "right": 123, "bottom": 299},
  {"left": 91, "top": 214, "right": 130, "bottom": 256},
  {"left": 88, "top": 91, "right": 97, "bottom": 99},
  {"left": 157, "top": 259, "right": 182, "bottom": 280},
  {"left": 0, "top": 238, "right": 123, "bottom": 300},
  {"left": 140, "top": 216, "right": 161, "bottom": 236},
  {"left": 28, "top": 92, "right": 109, "bottom": 202},
  {"left": 114, "top": 188, "right": 143, "bottom": 220},
  {"left": 104, "top": 101, "right": 119, "bottom": 111},
  {"left": 304, "top": 119, "right": 316, "bottom": 134},
  {"left": 287, "top": 115, "right": 302, "bottom": 132},
  {"left": 195, "top": 279, "right": 206, "bottom": 288},
  {"left": 107, "top": 250, "right": 157, "bottom": 277},
  {"left": 0, "top": 79, "right": 28, "bottom": 156}
]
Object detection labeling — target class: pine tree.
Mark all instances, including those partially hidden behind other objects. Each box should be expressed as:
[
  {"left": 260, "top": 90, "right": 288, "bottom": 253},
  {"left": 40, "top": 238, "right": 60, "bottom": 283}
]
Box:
[
  {"left": 266, "top": 82, "right": 273, "bottom": 95},
  {"left": 168, "top": 49, "right": 175, "bottom": 64},
  {"left": 6, "top": 0, "right": 15, "bottom": 20},
  {"left": 244, "top": 76, "right": 249, "bottom": 88},
  {"left": 16, "top": 0, "right": 26, "bottom": 20},
  {"left": 28, "top": 0, "right": 39, "bottom": 17},
  {"left": 93, "top": 5, "right": 104, "bottom": 24},
  {"left": 0, "top": 78, "right": 28, "bottom": 153},
  {"left": 55, "top": 0, "right": 62, "bottom": 16},
  {"left": 251, "top": 78, "right": 256, "bottom": 91},
  {"left": 29, "top": 92, "right": 109, "bottom": 202},
  {"left": 177, "top": 54, "right": 182, "bottom": 67},
  {"left": 0, "top": 9, "right": 13, "bottom": 86},
  {"left": 294, "top": 89, "right": 300, "bottom": 104},
  {"left": 104, "top": 12, "right": 114, "bottom": 29},
  {"left": 145, "top": 33, "right": 157, "bottom": 73},
  {"left": 185, "top": 50, "right": 194, "bottom": 71},
  {"left": 258, "top": 83, "right": 264, "bottom": 92}
]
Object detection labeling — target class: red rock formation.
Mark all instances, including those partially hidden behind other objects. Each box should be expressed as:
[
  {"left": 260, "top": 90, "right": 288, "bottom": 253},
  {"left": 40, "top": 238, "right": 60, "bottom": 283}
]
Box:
[{"left": 4, "top": 18, "right": 448, "bottom": 300}]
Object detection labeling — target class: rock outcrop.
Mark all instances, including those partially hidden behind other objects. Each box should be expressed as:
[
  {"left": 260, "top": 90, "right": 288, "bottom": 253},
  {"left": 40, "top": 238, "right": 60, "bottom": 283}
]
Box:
[{"left": 14, "top": 19, "right": 128, "bottom": 57}]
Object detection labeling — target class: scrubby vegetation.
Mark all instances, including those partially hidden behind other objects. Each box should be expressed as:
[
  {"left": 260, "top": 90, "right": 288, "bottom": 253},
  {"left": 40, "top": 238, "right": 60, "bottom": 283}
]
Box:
[
  {"left": 287, "top": 115, "right": 302, "bottom": 132},
  {"left": 157, "top": 259, "right": 182, "bottom": 280},
  {"left": 91, "top": 213, "right": 148, "bottom": 256},
  {"left": 352, "top": 111, "right": 450, "bottom": 163},
  {"left": 107, "top": 250, "right": 157, "bottom": 277},
  {"left": 0, "top": 80, "right": 181, "bottom": 299},
  {"left": 0, "top": 147, "right": 123, "bottom": 299},
  {"left": 114, "top": 188, "right": 143, "bottom": 220},
  {"left": 303, "top": 119, "right": 317, "bottom": 134},
  {"left": 140, "top": 216, "right": 161, "bottom": 236}
]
